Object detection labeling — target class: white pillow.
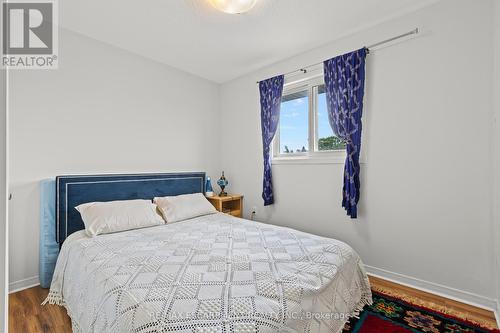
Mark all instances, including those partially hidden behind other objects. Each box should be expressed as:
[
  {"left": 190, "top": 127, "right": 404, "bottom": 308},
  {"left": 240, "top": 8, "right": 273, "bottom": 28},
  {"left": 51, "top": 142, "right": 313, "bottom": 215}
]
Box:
[
  {"left": 154, "top": 193, "right": 217, "bottom": 223},
  {"left": 76, "top": 199, "right": 164, "bottom": 236}
]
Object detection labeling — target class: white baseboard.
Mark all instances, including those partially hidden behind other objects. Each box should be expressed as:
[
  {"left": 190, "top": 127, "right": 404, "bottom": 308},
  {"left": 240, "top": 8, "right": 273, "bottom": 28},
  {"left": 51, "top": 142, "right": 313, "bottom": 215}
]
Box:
[
  {"left": 365, "top": 265, "right": 498, "bottom": 312},
  {"left": 9, "top": 276, "right": 39, "bottom": 294}
]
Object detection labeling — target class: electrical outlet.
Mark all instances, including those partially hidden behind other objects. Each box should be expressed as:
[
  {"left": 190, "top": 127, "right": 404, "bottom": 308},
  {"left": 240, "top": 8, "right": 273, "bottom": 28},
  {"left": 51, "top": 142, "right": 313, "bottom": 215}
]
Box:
[{"left": 250, "top": 206, "right": 257, "bottom": 220}]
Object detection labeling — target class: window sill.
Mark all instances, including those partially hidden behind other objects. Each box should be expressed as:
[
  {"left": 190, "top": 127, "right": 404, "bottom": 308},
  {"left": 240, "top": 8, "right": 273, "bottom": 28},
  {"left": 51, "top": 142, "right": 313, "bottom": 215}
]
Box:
[
  {"left": 272, "top": 155, "right": 346, "bottom": 165},
  {"left": 272, "top": 151, "right": 368, "bottom": 165}
]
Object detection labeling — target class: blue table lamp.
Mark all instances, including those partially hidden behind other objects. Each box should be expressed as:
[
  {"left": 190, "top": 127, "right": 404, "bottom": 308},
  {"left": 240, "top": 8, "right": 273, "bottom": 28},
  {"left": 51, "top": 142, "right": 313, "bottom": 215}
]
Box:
[
  {"left": 205, "top": 177, "right": 214, "bottom": 197},
  {"left": 217, "top": 171, "right": 228, "bottom": 196}
]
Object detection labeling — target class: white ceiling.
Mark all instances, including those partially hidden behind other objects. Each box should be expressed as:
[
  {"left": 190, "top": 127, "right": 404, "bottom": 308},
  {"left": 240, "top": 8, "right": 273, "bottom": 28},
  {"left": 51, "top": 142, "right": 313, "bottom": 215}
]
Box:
[{"left": 60, "top": 0, "right": 438, "bottom": 83}]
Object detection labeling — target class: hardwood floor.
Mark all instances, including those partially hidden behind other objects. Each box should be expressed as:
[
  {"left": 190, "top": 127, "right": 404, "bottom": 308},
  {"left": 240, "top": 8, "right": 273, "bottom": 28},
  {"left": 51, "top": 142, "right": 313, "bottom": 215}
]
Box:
[
  {"left": 9, "top": 286, "right": 71, "bottom": 332},
  {"left": 9, "top": 276, "right": 498, "bottom": 332}
]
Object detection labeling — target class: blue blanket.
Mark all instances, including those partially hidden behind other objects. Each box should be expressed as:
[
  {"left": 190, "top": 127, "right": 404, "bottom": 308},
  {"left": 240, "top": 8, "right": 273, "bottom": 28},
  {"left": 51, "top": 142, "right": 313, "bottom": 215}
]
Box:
[{"left": 39, "top": 179, "right": 59, "bottom": 288}]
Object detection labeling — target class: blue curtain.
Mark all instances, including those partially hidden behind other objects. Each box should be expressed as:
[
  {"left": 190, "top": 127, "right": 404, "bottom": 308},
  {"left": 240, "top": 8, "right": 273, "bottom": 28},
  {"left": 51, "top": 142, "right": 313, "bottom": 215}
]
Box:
[
  {"left": 323, "top": 48, "right": 367, "bottom": 218},
  {"left": 259, "top": 75, "right": 284, "bottom": 206}
]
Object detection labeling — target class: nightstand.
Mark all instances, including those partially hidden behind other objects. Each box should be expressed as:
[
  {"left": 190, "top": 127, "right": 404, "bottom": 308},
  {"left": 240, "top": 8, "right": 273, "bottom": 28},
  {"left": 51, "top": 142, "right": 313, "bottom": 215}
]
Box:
[{"left": 206, "top": 194, "right": 243, "bottom": 218}]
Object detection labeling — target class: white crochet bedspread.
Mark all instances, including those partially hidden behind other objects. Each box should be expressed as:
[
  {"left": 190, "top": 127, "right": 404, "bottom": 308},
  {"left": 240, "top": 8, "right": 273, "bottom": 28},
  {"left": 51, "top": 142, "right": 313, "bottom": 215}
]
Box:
[{"left": 45, "top": 213, "right": 371, "bottom": 333}]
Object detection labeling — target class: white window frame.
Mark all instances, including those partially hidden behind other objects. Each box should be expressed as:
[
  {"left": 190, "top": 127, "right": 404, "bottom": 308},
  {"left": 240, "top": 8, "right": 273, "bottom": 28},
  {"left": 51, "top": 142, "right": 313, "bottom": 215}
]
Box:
[{"left": 272, "top": 73, "right": 347, "bottom": 165}]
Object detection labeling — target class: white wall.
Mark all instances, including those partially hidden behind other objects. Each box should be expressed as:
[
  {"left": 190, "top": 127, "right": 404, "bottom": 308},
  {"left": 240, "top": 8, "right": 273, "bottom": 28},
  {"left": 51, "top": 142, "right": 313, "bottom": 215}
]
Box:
[
  {"left": 8, "top": 29, "right": 220, "bottom": 289},
  {"left": 219, "top": 0, "right": 497, "bottom": 307},
  {"left": 493, "top": 0, "right": 500, "bottom": 314}
]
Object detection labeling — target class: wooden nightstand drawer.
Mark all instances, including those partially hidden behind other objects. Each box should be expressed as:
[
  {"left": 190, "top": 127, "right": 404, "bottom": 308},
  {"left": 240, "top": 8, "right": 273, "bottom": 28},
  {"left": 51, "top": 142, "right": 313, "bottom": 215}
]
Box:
[{"left": 206, "top": 194, "right": 243, "bottom": 218}]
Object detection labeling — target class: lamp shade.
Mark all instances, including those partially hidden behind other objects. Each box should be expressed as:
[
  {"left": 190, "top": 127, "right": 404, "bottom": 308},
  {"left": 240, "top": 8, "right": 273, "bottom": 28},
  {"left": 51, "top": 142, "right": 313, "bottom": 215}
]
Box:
[{"left": 205, "top": 177, "right": 214, "bottom": 197}]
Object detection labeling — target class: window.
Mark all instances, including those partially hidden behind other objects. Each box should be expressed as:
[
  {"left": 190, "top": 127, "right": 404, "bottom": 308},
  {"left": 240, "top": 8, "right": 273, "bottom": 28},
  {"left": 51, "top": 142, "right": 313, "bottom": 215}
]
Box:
[
  {"left": 278, "top": 89, "right": 309, "bottom": 154},
  {"left": 273, "top": 75, "right": 346, "bottom": 162},
  {"left": 317, "top": 85, "right": 346, "bottom": 151}
]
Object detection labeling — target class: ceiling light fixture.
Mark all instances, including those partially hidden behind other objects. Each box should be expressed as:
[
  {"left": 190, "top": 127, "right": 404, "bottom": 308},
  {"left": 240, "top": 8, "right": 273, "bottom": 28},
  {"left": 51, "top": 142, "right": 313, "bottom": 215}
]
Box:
[{"left": 208, "top": 0, "right": 258, "bottom": 14}]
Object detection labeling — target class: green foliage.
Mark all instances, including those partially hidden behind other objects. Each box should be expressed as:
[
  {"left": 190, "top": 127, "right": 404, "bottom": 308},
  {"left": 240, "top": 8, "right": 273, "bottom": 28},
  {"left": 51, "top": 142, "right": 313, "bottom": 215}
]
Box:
[{"left": 318, "top": 136, "right": 346, "bottom": 151}]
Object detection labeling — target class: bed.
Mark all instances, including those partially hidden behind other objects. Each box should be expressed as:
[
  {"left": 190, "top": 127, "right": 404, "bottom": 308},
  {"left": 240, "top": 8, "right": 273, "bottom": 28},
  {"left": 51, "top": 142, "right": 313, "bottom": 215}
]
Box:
[{"left": 41, "top": 172, "right": 372, "bottom": 333}]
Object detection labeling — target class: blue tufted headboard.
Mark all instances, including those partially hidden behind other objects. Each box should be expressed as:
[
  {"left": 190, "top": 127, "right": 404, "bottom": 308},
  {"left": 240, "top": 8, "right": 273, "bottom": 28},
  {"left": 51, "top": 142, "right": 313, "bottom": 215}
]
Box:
[
  {"left": 55, "top": 172, "right": 205, "bottom": 245},
  {"left": 39, "top": 172, "right": 205, "bottom": 288}
]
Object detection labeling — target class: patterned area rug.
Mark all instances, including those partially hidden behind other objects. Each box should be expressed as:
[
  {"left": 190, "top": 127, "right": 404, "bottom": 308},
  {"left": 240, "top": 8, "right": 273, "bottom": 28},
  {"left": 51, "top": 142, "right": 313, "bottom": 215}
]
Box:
[{"left": 343, "top": 291, "right": 499, "bottom": 333}]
